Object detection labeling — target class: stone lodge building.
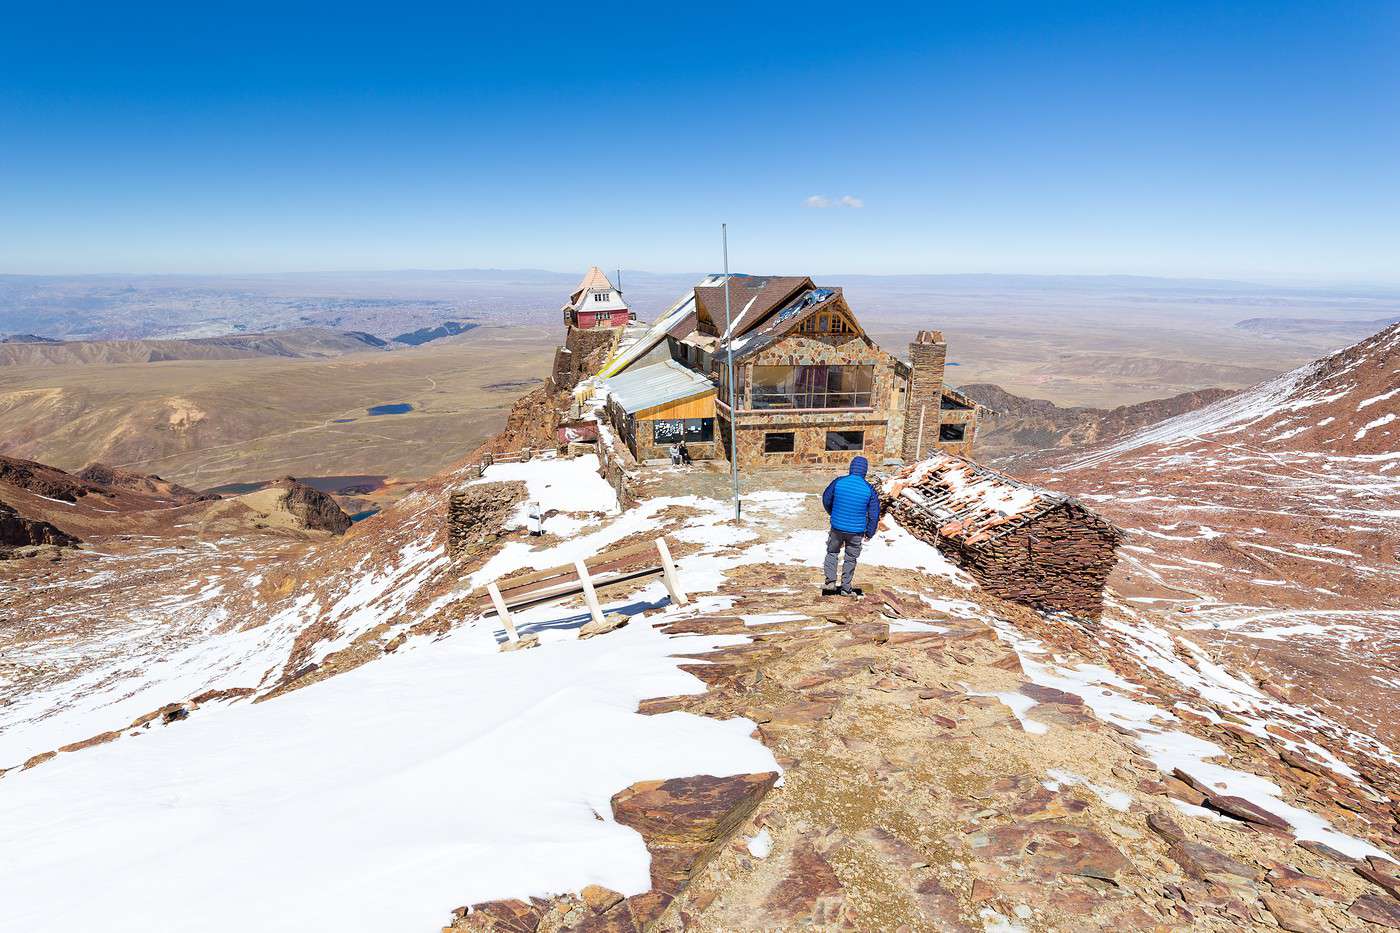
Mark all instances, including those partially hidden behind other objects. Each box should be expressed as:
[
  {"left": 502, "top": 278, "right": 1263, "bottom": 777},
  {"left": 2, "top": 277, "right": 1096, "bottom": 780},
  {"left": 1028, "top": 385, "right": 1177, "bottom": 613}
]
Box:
[{"left": 593, "top": 273, "right": 979, "bottom": 469}]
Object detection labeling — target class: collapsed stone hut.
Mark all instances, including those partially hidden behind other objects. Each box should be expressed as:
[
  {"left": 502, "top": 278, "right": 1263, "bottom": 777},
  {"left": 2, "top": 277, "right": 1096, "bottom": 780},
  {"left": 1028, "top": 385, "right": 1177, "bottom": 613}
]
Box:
[
  {"left": 447, "top": 480, "right": 529, "bottom": 557},
  {"left": 881, "top": 454, "right": 1122, "bottom": 618}
]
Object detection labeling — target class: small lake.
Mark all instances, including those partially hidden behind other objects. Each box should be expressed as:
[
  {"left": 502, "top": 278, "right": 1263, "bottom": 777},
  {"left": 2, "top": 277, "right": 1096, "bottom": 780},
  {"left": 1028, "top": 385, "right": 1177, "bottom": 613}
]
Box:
[
  {"left": 349, "top": 508, "right": 380, "bottom": 523},
  {"left": 367, "top": 403, "right": 413, "bottom": 416},
  {"left": 206, "top": 480, "right": 266, "bottom": 495},
  {"left": 204, "top": 475, "right": 387, "bottom": 496}
]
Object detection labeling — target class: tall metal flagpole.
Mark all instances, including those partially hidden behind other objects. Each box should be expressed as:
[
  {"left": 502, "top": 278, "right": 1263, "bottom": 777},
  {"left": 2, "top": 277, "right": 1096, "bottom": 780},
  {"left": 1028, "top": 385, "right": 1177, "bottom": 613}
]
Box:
[{"left": 722, "top": 224, "right": 740, "bottom": 521}]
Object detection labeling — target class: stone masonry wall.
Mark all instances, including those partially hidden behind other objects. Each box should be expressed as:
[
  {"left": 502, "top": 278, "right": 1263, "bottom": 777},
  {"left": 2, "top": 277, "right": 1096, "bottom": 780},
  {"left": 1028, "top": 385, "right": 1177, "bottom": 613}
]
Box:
[
  {"left": 936, "top": 406, "right": 978, "bottom": 458},
  {"left": 554, "top": 326, "right": 619, "bottom": 391},
  {"left": 886, "top": 495, "right": 1121, "bottom": 618},
  {"left": 901, "top": 330, "right": 946, "bottom": 461},
  {"left": 447, "top": 480, "right": 529, "bottom": 557},
  {"left": 596, "top": 423, "right": 641, "bottom": 509}
]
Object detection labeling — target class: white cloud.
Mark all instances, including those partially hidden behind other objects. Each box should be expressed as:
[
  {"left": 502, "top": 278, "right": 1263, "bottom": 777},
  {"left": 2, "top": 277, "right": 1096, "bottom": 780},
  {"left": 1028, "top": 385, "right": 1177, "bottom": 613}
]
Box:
[{"left": 803, "top": 194, "right": 863, "bottom": 209}]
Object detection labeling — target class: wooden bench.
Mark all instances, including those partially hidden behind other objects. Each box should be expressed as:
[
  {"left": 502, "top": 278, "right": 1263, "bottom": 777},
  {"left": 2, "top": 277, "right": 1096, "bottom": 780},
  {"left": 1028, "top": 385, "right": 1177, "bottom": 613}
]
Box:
[{"left": 483, "top": 536, "right": 688, "bottom": 642}]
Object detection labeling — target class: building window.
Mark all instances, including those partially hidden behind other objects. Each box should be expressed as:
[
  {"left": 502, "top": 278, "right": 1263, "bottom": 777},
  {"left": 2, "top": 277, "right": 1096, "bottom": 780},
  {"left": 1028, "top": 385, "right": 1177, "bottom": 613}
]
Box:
[
  {"left": 751, "top": 364, "right": 874, "bottom": 410},
  {"left": 593, "top": 292, "right": 608, "bottom": 302},
  {"left": 939, "top": 423, "right": 967, "bottom": 442},
  {"left": 653, "top": 418, "right": 714, "bottom": 444},
  {"left": 798, "top": 313, "right": 855, "bottom": 335},
  {"left": 763, "top": 432, "right": 795, "bottom": 453},
  {"left": 825, "top": 430, "right": 865, "bottom": 451}
]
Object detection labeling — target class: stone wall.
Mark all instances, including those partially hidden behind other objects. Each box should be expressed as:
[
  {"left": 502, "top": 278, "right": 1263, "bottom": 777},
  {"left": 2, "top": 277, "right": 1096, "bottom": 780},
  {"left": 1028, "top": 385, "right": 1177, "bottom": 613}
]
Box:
[
  {"left": 887, "top": 495, "right": 1121, "bottom": 618},
  {"left": 901, "top": 330, "right": 947, "bottom": 461},
  {"left": 447, "top": 480, "right": 529, "bottom": 557},
  {"left": 553, "top": 326, "right": 619, "bottom": 391},
  {"left": 935, "top": 404, "right": 978, "bottom": 458},
  {"left": 732, "top": 413, "right": 891, "bottom": 468},
  {"left": 595, "top": 423, "right": 641, "bottom": 509}
]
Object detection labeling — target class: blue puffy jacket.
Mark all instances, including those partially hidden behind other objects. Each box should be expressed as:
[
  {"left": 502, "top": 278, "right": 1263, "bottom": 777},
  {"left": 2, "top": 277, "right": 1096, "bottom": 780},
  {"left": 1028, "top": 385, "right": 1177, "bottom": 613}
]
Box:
[{"left": 822, "top": 456, "right": 880, "bottom": 537}]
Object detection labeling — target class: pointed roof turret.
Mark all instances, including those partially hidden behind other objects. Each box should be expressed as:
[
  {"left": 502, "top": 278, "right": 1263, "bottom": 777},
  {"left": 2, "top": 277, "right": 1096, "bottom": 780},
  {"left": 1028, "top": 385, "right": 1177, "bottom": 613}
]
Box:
[
  {"left": 568, "top": 266, "right": 617, "bottom": 306},
  {"left": 574, "top": 266, "right": 614, "bottom": 294}
]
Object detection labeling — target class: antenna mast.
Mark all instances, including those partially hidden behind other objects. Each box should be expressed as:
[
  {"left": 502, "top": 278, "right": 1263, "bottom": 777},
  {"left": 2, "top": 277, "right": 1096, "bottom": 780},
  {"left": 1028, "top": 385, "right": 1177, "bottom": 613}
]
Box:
[{"left": 722, "top": 224, "right": 740, "bottom": 521}]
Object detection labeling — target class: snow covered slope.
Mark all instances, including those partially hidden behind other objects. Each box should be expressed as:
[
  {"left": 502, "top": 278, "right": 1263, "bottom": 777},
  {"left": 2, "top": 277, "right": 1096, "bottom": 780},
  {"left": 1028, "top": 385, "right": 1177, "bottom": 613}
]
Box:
[
  {"left": 1067, "top": 322, "right": 1399, "bottom": 467},
  {"left": 1032, "top": 322, "right": 1400, "bottom": 751}
]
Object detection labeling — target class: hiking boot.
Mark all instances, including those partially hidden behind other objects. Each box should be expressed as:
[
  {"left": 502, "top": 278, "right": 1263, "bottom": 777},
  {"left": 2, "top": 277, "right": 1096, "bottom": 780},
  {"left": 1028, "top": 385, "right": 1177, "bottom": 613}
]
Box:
[{"left": 838, "top": 586, "right": 856, "bottom": 597}]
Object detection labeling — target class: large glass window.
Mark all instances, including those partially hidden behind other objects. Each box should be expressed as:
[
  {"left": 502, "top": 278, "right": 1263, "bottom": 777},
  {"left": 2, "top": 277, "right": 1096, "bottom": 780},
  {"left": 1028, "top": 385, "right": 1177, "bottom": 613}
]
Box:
[{"left": 750, "top": 365, "right": 874, "bottom": 410}]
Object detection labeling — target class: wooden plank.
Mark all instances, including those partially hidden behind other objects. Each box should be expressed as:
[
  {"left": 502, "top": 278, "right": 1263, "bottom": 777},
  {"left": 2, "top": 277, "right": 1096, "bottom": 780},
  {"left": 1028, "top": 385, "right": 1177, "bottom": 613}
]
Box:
[
  {"left": 574, "top": 559, "right": 608, "bottom": 627},
  {"left": 498, "top": 567, "right": 662, "bottom": 615},
  {"left": 584, "top": 538, "right": 657, "bottom": 573},
  {"left": 656, "top": 536, "right": 688, "bottom": 606},
  {"left": 493, "top": 562, "right": 578, "bottom": 597},
  {"left": 486, "top": 582, "right": 519, "bottom": 643}
]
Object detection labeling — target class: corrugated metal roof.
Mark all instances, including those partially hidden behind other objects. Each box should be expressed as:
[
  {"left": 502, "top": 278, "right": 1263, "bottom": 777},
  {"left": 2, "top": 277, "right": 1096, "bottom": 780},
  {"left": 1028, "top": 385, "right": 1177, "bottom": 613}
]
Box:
[{"left": 602, "top": 359, "right": 715, "bottom": 415}]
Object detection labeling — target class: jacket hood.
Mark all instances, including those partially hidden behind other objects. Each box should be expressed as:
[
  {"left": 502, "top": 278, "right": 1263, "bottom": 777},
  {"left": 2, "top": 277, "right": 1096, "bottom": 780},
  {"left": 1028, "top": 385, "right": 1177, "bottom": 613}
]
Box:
[{"left": 848, "top": 456, "right": 869, "bottom": 477}]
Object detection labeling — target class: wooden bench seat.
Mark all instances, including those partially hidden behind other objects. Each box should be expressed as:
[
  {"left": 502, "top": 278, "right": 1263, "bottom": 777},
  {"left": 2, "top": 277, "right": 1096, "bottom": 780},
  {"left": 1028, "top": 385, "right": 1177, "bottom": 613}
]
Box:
[{"left": 483, "top": 536, "right": 687, "bottom": 642}]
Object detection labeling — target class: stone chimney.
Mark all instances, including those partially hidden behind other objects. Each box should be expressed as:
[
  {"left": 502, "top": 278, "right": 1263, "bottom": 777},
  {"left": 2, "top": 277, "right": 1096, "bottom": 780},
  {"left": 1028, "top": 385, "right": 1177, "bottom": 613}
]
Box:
[{"left": 901, "top": 329, "right": 947, "bottom": 462}]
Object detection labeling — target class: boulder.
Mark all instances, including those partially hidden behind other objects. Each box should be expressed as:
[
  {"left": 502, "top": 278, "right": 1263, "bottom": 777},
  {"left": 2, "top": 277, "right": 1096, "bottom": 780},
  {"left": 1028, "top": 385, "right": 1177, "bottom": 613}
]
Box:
[
  {"left": 1203, "top": 793, "right": 1291, "bottom": 830},
  {"left": 274, "top": 478, "right": 352, "bottom": 534},
  {"left": 1351, "top": 894, "right": 1400, "bottom": 929},
  {"left": 578, "top": 612, "right": 629, "bottom": 640},
  {"left": 611, "top": 772, "right": 779, "bottom": 895},
  {"left": 0, "top": 499, "right": 79, "bottom": 552}
]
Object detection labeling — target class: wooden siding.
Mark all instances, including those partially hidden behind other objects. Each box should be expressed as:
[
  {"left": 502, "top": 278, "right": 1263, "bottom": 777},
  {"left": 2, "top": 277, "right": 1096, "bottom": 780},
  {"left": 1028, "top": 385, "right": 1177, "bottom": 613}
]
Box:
[{"left": 635, "top": 391, "right": 716, "bottom": 421}]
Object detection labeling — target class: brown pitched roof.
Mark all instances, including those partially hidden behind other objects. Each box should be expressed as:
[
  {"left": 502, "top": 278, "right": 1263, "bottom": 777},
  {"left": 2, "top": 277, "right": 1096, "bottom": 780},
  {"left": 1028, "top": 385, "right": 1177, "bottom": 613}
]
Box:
[
  {"left": 694, "top": 275, "right": 811, "bottom": 338},
  {"left": 727, "top": 287, "right": 845, "bottom": 360}
]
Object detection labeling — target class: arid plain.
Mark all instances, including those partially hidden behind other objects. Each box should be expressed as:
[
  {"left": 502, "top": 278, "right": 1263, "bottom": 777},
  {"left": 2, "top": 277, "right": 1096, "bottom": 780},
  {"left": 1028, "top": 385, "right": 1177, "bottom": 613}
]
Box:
[{"left": 0, "top": 325, "right": 556, "bottom": 494}]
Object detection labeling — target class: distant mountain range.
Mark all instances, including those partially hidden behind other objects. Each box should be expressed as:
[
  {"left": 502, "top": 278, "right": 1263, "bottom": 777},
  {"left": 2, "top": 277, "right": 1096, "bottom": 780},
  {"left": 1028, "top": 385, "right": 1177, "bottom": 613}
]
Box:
[
  {"left": 391, "top": 320, "right": 479, "bottom": 346},
  {"left": 1234, "top": 314, "right": 1400, "bottom": 341},
  {"left": 0, "top": 327, "right": 389, "bottom": 366},
  {"left": 961, "top": 383, "right": 1238, "bottom": 462}
]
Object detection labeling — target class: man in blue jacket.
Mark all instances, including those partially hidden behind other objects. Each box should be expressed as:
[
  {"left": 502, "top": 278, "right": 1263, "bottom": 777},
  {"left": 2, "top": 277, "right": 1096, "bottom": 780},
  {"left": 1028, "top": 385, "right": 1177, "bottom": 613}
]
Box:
[{"left": 821, "top": 455, "right": 880, "bottom": 596}]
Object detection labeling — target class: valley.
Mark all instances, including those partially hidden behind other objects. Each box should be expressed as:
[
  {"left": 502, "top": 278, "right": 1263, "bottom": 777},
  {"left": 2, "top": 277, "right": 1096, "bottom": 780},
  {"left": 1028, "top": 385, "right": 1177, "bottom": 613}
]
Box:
[{"left": 0, "top": 325, "right": 556, "bottom": 497}]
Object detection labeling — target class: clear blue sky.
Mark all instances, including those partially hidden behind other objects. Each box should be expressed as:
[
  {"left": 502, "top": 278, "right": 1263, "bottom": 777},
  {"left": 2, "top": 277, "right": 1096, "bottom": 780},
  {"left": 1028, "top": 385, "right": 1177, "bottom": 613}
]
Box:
[{"left": 2, "top": 1, "right": 1396, "bottom": 281}]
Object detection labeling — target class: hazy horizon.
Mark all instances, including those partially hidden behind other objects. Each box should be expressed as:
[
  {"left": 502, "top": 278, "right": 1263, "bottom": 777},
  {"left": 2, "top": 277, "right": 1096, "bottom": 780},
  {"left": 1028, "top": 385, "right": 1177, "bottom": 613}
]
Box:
[{"left": 5, "top": 267, "right": 1400, "bottom": 293}]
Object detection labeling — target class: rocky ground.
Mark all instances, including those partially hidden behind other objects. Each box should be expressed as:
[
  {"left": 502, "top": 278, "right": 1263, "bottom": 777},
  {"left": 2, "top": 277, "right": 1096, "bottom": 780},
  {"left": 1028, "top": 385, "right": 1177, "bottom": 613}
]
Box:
[{"left": 450, "top": 544, "right": 1400, "bottom": 932}]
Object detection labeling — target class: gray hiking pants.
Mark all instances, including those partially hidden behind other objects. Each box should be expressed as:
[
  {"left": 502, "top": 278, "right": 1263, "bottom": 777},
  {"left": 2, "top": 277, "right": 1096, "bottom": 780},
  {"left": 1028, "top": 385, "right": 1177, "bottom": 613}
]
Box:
[{"left": 823, "top": 529, "right": 864, "bottom": 589}]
